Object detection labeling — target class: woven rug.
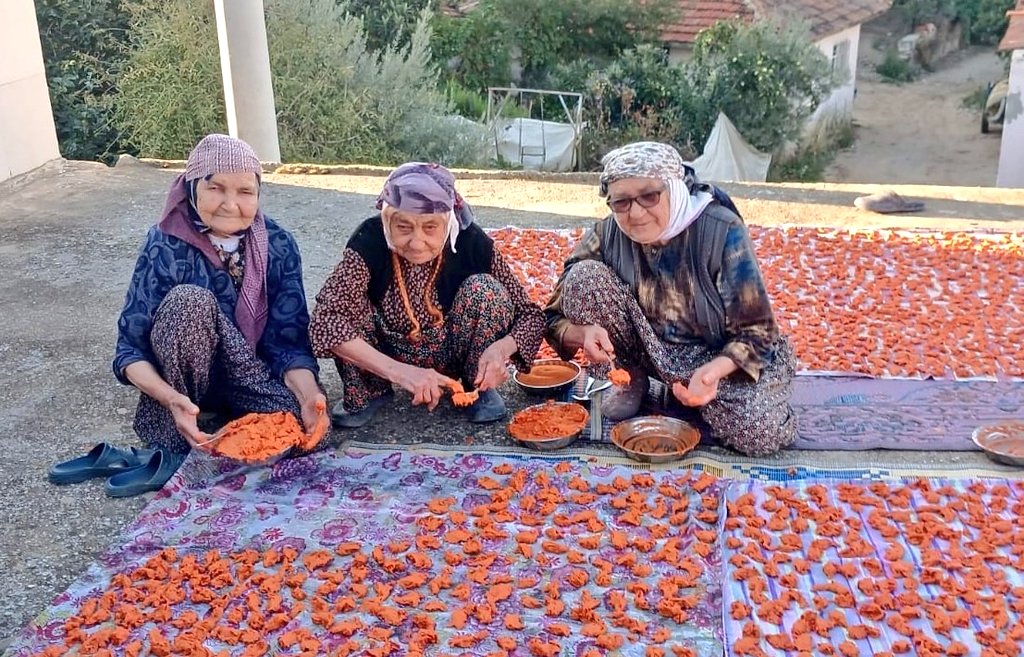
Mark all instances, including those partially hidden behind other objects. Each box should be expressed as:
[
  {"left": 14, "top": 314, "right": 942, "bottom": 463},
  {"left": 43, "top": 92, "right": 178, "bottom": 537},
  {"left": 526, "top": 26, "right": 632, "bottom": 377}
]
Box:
[
  {"left": 566, "top": 375, "right": 1024, "bottom": 451},
  {"left": 7, "top": 448, "right": 727, "bottom": 657},
  {"left": 721, "top": 478, "right": 1024, "bottom": 657}
]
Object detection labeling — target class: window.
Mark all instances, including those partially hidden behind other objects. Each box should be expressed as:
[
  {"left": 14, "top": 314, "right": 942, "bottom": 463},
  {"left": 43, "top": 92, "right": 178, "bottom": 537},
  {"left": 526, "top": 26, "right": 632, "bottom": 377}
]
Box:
[{"left": 832, "top": 40, "right": 851, "bottom": 78}]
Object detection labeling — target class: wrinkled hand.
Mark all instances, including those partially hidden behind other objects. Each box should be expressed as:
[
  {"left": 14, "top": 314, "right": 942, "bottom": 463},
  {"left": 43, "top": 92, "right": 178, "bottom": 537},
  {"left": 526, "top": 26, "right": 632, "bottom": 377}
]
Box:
[
  {"left": 300, "top": 392, "right": 328, "bottom": 434},
  {"left": 475, "top": 341, "right": 511, "bottom": 392},
  {"left": 167, "top": 393, "right": 213, "bottom": 452},
  {"left": 672, "top": 363, "right": 723, "bottom": 408},
  {"left": 396, "top": 365, "right": 455, "bottom": 411},
  {"left": 580, "top": 324, "right": 615, "bottom": 365}
]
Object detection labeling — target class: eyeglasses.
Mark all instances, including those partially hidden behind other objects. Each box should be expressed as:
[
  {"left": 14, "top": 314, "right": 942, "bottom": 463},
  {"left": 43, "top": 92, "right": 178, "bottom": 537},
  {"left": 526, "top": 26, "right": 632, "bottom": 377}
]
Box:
[{"left": 606, "top": 189, "right": 664, "bottom": 213}]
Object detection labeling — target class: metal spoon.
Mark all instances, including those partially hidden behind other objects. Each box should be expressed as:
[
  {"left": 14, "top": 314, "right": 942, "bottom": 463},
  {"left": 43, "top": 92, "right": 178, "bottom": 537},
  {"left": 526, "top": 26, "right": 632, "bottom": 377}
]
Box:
[{"left": 571, "top": 376, "right": 612, "bottom": 402}]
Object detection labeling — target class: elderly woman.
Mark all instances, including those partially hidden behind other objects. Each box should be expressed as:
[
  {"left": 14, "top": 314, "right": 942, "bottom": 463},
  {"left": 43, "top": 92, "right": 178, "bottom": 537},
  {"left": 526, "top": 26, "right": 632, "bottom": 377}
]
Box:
[
  {"left": 107, "top": 134, "right": 325, "bottom": 492},
  {"left": 544, "top": 142, "right": 796, "bottom": 456},
  {"left": 310, "top": 162, "right": 544, "bottom": 427}
]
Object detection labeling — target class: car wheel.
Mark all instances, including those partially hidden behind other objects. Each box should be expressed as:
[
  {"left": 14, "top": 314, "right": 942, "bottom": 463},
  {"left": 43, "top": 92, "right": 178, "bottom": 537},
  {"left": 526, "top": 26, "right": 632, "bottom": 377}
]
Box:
[{"left": 982, "top": 115, "right": 989, "bottom": 134}]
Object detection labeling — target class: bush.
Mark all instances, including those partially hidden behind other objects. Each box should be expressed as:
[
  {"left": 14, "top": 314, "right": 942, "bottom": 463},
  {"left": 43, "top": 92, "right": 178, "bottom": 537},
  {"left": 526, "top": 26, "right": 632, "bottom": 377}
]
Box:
[
  {"left": 34, "top": 0, "right": 131, "bottom": 163},
  {"left": 876, "top": 50, "right": 918, "bottom": 83},
  {"left": 554, "top": 46, "right": 711, "bottom": 169},
  {"left": 114, "top": 0, "right": 224, "bottom": 158},
  {"left": 686, "top": 19, "right": 835, "bottom": 154},
  {"left": 114, "top": 0, "right": 467, "bottom": 165}
]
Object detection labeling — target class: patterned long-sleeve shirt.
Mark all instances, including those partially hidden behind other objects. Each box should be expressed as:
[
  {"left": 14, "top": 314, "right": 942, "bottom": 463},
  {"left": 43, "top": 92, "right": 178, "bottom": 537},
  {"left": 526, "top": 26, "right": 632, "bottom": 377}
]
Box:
[
  {"left": 310, "top": 247, "right": 544, "bottom": 369},
  {"left": 113, "top": 218, "right": 318, "bottom": 384},
  {"left": 545, "top": 215, "right": 779, "bottom": 380}
]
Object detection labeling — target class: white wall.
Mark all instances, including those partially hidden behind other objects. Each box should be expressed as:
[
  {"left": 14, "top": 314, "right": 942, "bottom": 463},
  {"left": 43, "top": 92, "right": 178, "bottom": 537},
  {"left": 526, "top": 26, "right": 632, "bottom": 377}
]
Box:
[
  {"left": 0, "top": 0, "right": 60, "bottom": 184},
  {"left": 810, "top": 24, "right": 862, "bottom": 126},
  {"left": 997, "top": 49, "right": 1024, "bottom": 188}
]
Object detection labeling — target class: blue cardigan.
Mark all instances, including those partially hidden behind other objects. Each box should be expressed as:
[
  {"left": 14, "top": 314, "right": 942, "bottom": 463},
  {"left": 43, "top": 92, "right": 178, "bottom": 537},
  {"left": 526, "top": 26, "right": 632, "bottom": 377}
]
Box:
[{"left": 113, "top": 217, "right": 318, "bottom": 384}]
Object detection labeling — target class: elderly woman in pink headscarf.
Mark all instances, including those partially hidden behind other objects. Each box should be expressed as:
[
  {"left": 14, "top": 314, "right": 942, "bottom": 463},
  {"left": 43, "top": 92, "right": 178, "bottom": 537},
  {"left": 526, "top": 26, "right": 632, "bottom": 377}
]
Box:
[
  {"left": 113, "top": 135, "right": 325, "bottom": 468},
  {"left": 310, "top": 162, "right": 544, "bottom": 427},
  {"left": 545, "top": 141, "right": 796, "bottom": 456}
]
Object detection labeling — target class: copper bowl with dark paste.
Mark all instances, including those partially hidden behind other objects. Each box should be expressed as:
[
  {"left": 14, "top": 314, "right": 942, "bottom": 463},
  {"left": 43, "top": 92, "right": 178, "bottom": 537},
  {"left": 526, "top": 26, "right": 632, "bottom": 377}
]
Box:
[
  {"left": 513, "top": 359, "right": 582, "bottom": 397},
  {"left": 611, "top": 416, "right": 701, "bottom": 464},
  {"left": 972, "top": 421, "right": 1024, "bottom": 467}
]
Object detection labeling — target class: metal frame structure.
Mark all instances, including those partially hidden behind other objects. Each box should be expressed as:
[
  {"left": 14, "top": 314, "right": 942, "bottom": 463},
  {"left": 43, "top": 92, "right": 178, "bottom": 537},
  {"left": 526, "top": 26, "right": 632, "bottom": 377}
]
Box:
[{"left": 485, "top": 87, "right": 584, "bottom": 171}]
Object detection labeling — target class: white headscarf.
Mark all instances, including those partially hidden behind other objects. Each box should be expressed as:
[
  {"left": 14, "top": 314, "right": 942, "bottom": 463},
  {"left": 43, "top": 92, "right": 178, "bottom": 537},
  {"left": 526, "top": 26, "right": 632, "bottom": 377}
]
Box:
[{"left": 600, "top": 141, "right": 713, "bottom": 245}]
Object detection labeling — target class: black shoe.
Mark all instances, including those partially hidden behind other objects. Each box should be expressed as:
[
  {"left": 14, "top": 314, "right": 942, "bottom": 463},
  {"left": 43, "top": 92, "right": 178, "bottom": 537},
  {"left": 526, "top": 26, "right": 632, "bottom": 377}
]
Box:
[
  {"left": 468, "top": 389, "right": 506, "bottom": 424},
  {"left": 331, "top": 391, "right": 394, "bottom": 429}
]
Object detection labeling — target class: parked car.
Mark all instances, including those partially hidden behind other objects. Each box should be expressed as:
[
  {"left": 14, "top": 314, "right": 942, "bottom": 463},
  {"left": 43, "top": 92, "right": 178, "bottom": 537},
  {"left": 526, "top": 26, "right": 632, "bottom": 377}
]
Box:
[{"left": 982, "top": 78, "right": 1008, "bottom": 134}]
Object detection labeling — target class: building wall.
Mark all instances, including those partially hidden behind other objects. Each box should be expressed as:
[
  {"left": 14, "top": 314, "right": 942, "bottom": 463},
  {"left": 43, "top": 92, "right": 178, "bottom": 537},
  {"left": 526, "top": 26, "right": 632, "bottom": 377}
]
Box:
[
  {"left": 997, "top": 49, "right": 1024, "bottom": 188},
  {"left": 809, "top": 24, "right": 861, "bottom": 129},
  {"left": 0, "top": 0, "right": 60, "bottom": 184}
]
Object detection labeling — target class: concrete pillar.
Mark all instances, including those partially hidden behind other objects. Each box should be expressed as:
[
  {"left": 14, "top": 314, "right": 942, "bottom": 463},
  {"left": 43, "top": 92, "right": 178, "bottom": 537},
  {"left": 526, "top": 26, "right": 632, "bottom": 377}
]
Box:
[
  {"left": 214, "top": 0, "right": 281, "bottom": 163},
  {"left": 0, "top": 0, "right": 60, "bottom": 183},
  {"left": 997, "top": 49, "right": 1024, "bottom": 188}
]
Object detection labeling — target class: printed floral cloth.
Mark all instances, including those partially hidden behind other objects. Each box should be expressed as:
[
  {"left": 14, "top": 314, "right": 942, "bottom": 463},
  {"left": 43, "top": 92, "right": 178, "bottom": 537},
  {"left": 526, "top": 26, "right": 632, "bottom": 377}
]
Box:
[
  {"left": 722, "top": 478, "right": 1024, "bottom": 657},
  {"left": 8, "top": 448, "right": 727, "bottom": 657}
]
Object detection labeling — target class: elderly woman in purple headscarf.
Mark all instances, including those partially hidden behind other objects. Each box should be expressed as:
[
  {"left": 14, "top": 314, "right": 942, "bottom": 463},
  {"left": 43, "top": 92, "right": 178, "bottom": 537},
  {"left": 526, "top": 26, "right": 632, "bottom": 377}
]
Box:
[
  {"left": 544, "top": 142, "right": 796, "bottom": 456},
  {"left": 310, "top": 162, "right": 544, "bottom": 427},
  {"left": 113, "top": 134, "right": 325, "bottom": 469}
]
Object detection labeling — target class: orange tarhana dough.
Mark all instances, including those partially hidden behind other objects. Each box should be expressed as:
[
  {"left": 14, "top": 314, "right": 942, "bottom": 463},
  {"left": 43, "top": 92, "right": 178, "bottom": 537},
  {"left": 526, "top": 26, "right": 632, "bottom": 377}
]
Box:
[
  {"left": 517, "top": 363, "right": 577, "bottom": 387},
  {"left": 448, "top": 381, "right": 479, "bottom": 407},
  {"left": 212, "top": 411, "right": 306, "bottom": 463},
  {"left": 508, "top": 401, "right": 588, "bottom": 441},
  {"left": 608, "top": 369, "right": 631, "bottom": 386},
  {"left": 298, "top": 398, "right": 329, "bottom": 452}
]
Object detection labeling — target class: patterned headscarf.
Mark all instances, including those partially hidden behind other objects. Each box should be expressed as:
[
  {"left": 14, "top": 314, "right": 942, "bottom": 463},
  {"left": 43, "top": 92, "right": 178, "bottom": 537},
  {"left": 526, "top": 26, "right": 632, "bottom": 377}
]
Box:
[
  {"left": 598, "top": 141, "right": 713, "bottom": 245},
  {"left": 156, "top": 134, "right": 270, "bottom": 346},
  {"left": 376, "top": 163, "right": 475, "bottom": 253}
]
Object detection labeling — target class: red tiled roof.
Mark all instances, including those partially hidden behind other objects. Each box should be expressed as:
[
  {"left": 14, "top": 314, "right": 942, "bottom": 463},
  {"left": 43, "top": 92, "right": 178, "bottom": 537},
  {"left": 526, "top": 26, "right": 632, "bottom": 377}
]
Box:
[
  {"left": 662, "top": 0, "right": 756, "bottom": 44},
  {"left": 999, "top": 1, "right": 1024, "bottom": 51},
  {"left": 663, "top": 0, "right": 892, "bottom": 44}
]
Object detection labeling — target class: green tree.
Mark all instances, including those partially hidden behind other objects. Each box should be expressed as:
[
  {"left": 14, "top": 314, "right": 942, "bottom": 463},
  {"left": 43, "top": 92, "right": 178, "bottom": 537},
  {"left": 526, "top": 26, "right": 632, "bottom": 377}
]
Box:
[
  {"left": 34, "top": 0, "right": 131, "bottom": 162},
  {"left": 686, "top": 19, "right": 835, "bottom": 153},
  {"left": 341, "top": 0, "right": 434, "bottom": 51},
  {"left": 432, "top": 0, "right": 678, "bottom": 92}
]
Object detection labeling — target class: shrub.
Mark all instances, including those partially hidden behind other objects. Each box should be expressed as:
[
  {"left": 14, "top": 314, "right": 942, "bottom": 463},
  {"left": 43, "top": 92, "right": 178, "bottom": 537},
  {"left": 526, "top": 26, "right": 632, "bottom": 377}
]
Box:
[
  {"left": 876, "top": 50, "right": 918, "bottom": 83},
  {"left": 113, "top": 0, "right": 459, "bottom": 165},
  {"left": 113, "top": 0, "right": 224, "bottom": 159},
  {"left": 686, "top": 19, "right": 835, "bottom": 154},
  {"left": 34, "top": 0, "right": 131, "bottom": 163}
]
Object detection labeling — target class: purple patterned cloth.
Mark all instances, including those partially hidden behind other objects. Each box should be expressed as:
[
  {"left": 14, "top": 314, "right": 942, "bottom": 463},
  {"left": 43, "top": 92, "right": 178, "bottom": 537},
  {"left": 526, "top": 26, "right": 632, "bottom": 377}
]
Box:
[
  {"left": 7, "top": 449, "right": 725, "bottom": 656},
  {"left": 722, "top": 478, "right": 1024, "bottom": 656}
]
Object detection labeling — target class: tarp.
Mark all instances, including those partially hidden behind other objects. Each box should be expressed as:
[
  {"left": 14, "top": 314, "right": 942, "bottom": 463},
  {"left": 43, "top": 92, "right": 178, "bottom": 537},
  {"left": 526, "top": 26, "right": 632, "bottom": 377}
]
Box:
[
  {"left": 491, "top": 117, "right": 578, "bottom": 172},
  {"left": 692, "top": 112, "right": 772, "bottom": 183}
]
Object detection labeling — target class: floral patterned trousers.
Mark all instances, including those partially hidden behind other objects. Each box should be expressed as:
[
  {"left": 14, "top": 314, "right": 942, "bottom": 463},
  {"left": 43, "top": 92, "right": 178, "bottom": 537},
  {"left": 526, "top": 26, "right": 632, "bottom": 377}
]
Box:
[
  {"left": 133, "top": 285, "right": 301, "bottom": 453},
  {"left": 559, "top": 261, "right": 797, "bottom": 456},
  {"left": 335, "top": 275, "right": 514, "bottom": 413}
]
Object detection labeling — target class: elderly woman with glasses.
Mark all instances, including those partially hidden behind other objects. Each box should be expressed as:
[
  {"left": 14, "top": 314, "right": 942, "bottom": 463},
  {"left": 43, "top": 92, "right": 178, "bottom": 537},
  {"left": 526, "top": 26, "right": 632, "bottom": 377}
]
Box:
[
  {"left": 544, "top": 141, "right": 796, "bottom": 456},
  {"left": 310, "top": 162, "right": 544, "bottom": 428}
]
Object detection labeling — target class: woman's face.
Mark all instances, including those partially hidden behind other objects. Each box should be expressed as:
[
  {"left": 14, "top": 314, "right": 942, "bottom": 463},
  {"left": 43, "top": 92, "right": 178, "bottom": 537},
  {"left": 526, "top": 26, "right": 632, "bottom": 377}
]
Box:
[
  {"left": 385, "top": 208, "right": 449, "bottom": 265},
  {"left": 606, "top": 177, "right": 670, "bottom": 245},
  {"left": 194, "top": 172, "right": 260, "bottom": 238}
]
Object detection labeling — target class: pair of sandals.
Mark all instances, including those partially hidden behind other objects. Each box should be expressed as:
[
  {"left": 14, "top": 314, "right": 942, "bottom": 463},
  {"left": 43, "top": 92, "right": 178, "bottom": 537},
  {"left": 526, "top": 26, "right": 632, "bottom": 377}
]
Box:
[{"left": 48, "top": 443, "right": 185, "bottom": 498}]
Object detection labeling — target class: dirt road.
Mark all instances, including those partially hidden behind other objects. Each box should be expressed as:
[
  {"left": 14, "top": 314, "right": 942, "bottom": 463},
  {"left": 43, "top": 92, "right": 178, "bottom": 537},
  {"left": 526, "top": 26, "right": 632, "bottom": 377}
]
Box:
[{"left": 827, "top": 38, "right": 1006, "bottom": 186}]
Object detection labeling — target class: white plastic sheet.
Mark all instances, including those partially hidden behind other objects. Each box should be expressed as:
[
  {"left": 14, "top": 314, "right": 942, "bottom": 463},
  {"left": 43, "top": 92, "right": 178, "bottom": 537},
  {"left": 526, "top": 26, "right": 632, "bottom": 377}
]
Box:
[
  {"left": 692, "top": 112, "right": 772, "bottom": 183},
  {"left": 491, "top": 118, "right": 578, "bottom": 172}
]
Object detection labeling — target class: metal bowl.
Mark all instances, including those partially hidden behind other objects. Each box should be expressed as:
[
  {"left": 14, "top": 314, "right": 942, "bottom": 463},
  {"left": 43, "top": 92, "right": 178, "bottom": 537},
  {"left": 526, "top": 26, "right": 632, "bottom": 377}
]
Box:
[
  {"left": 508, "top": 401, "right": 588, "bottom": 451},
  {"left": 972, "top": 421, "right": 1024, "bottom": 467},
  {"left": 610, "top": 416, "right": 701, "bottom": 464},
  {"left": 513, "top": 359, "right": 582, "bottom": 397}
]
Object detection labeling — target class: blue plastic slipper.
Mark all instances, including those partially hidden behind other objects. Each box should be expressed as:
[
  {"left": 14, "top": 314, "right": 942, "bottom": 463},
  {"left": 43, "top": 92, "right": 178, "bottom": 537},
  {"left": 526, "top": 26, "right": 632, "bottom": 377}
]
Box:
[
  {"left": 48, "top": 443, "right": 154, "bottom": 485},
  {"left": 104, "top": 449, "right": 186, "bottom": 498}
]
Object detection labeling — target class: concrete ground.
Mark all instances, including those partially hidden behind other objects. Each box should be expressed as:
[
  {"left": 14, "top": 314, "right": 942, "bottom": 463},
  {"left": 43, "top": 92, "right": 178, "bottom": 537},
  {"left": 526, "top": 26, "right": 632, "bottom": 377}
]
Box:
[{"left": 0, "top": 160, "right": 1022, "bottom": 645}]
